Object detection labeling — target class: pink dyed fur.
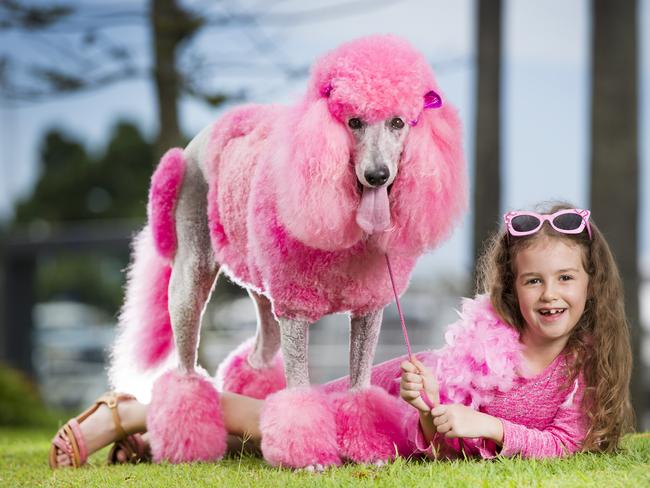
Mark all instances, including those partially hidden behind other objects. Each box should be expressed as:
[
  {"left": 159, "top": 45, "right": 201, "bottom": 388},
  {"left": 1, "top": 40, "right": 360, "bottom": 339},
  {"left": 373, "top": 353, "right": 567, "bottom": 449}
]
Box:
[
  {"left": 148, "top": 147, "right": 185, "bottom": 260},
  {"left": 109, "top": 37, "right": 467, "bottom": 462},
  {"left": 378, "top": 107, "right": 466, "bottom": 255},
  {"left": 109, "top": 228, "right": 173, "bottom": 375},
  {"left": 214, "top": 337, "right": 286, "bottom": 399},
  {"left": 332, "top": 386, "right": 411, "bottom": 463},
  {"left": 111, "top": 35, "right": 465, "bottom": 378},
  {"left": 270, "top": 98, "right": 362, "bottom": 251},
  {"left": 147, "top": 369, "right": 227, "bottom": 463},
  {"left": 260, "top": 388, "right": 341, "bottom": 468},
  {"left": 204, "top": 34, "right": 466, "bottom": 320},
  {"left": 110, "top": 147, "right": 185, "bottom": 377}
]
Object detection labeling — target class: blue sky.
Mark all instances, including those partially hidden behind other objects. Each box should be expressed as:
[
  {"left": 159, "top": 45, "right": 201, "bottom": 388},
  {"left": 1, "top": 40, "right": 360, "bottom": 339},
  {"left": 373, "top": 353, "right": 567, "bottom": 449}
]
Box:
[{"left": 0, "top": 0, "right": 648, "bottom": 279}]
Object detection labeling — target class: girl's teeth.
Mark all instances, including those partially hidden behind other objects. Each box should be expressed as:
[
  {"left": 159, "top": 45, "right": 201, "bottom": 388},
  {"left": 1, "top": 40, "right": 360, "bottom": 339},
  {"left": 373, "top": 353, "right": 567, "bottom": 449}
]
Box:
[{"left": 540, "top": 309, "right": 563, "bottom": 315}]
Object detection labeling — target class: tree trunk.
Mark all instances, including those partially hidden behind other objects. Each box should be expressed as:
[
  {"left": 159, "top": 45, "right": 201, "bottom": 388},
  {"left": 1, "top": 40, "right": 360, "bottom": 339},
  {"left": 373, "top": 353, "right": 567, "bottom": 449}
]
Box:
[
  {"left": 150, "top": 0, "right": 191, "bottom": 158},
  {"left": 590, "top": 0, "right": 642, "bottom": 428},
  {"left": 472, "top": 0, "right": 502, "bottom": 291}
]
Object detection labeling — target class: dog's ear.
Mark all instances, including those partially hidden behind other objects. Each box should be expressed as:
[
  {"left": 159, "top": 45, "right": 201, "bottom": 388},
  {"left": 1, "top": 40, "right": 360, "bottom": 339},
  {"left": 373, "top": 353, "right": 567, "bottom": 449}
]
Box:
[
  {"left": 380, "top": 103, "right": 467, "bottom": 255},
  {"left": 271, "top": 97, "right": 363, "bottom": 250}
]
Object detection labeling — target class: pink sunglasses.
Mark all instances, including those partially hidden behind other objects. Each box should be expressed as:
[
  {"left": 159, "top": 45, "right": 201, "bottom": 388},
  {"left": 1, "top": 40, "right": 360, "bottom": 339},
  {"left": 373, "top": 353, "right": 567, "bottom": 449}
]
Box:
[{"left": 504, "top": 209, "right": 592, "bottom": 239}]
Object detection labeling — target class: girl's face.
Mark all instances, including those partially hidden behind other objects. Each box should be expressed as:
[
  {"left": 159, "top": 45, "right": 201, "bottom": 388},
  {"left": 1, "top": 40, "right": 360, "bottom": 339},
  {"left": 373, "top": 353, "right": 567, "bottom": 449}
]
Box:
[{"left": 514, "top": 236, "right": 589, "bottom": 350}]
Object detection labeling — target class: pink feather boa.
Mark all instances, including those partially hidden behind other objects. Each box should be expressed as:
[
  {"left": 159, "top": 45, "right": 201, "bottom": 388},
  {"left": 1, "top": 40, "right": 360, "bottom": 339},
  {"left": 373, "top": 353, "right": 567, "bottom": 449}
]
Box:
[{"left": 419, "top": 294, "right": 523, "bottom": 409}]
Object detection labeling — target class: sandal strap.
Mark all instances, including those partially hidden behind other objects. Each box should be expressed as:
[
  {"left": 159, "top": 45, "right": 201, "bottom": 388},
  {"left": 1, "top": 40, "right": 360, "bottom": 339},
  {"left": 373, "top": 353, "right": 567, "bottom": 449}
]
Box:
[
  {"left": 66, "top": 419, "right": 88, "bottom": 466},
  {"left": 81, "top": 392, "right": 135, "bottom": 441},
  {"left": 50, "top": 419, "right": 87, "bottom": 468}
]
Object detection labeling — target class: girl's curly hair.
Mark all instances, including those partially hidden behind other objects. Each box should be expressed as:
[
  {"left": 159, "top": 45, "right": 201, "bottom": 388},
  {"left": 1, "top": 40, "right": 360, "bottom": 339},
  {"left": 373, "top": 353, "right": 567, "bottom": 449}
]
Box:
[{"left": 475, "top": 202, "right": 634, "bottom": 452}]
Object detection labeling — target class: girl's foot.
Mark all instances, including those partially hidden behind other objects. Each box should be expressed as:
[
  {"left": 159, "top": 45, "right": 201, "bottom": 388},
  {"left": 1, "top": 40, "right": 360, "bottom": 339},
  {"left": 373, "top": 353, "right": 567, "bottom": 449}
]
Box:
[
  {"left": 108, "top": 432, "right": 152, "bottom": 464},
  {"left": 50, "top": 392, "right": 147, "bottom": 468}
]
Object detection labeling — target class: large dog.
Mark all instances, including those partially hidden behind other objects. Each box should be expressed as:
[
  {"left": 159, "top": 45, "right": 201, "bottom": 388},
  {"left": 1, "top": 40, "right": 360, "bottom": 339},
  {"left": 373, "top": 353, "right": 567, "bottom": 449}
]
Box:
[{"left": 110, "top": 35, "right": 466, "bottom": 468}]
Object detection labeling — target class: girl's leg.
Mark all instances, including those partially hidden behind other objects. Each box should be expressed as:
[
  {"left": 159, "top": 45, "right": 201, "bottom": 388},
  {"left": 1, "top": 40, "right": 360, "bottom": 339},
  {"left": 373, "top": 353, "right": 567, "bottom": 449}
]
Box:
[
  {"left": 55, "top": 391, "right": 263, "bottom": 466},
  {"left": 55, "top": 398, "right": 147, "bottom": 467},
  {"left": 221, "top": 392, "right": 264, "bottom": 443}
]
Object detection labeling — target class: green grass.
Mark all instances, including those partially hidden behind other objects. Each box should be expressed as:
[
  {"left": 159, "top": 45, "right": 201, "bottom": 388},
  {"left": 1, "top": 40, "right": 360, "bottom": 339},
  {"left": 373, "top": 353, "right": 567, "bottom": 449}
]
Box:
[{"left": 1, "top": 428, "right": 648, "bottom": 487}]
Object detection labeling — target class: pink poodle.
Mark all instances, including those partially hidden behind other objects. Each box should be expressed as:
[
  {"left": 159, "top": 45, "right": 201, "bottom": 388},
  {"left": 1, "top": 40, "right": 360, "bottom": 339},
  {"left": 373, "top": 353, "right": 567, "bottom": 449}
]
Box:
[{"left": 110, "top": 34, "right": 466, "bottom": 467}]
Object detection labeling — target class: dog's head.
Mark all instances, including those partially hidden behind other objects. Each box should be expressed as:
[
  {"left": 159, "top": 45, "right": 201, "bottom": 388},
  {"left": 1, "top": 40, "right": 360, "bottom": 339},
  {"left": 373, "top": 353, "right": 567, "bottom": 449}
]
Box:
[
  {"left": 311, "top": 35, "right": 445, "bottom": 235},
  {"left": 272, "top": 35, "right": 466, "bottom": 253}
]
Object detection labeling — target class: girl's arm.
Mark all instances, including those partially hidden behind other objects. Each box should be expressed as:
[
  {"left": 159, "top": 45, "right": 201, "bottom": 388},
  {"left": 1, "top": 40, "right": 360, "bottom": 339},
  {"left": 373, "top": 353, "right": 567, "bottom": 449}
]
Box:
[
  {"left": 435, "top": 377, "right": 587, "bottom": 459},
  {"left": 411, "top": 378, "right": 587, "bottom": 459}
]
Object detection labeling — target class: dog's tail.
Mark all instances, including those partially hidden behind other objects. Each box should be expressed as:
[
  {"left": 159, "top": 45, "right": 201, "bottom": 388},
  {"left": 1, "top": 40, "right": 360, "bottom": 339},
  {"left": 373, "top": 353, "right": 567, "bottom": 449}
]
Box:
[{"left": 109, "top": 148, "right": 185, "bottom": 398}]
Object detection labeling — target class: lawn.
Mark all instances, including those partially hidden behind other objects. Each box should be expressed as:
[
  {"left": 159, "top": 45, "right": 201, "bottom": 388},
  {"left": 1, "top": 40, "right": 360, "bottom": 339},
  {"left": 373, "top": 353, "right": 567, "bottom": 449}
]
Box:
[{"left": 1, "top": 428, "right": 649, "bottom": 487}]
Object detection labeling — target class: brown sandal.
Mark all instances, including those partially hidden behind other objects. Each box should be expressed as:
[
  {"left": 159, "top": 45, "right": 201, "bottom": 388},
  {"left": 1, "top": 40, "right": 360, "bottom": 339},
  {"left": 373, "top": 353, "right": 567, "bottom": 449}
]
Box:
[
  {"left": 107, "top": 433, "right": 151, "bottom": 464},
  {"left": 49, "top": 392, "right": 136, "bottom": 469}
]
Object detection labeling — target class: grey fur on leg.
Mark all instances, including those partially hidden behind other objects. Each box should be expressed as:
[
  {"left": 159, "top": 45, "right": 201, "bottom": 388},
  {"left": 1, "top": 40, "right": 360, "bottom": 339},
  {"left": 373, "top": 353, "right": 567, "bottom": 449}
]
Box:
[
  {"left": 279, "top": 318, "right": 310, "bottom": 387},
  {"left": 168, "top": 152, "right": 218, "bottom": 374},
  {"left": 247, "top": 290, "right": 281, "bottom": 369},
  {"left": 349, "top": 309, "right": 384, "bottom": 389}
]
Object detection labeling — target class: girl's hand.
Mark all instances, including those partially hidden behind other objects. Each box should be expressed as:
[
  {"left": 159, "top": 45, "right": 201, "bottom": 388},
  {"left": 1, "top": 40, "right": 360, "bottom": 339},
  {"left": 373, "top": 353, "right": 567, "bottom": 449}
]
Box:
[
  {"left": 430, "top": 404, "right": 503, "bottom": 443},
  {"left": 399, "top": 358, "right": 440, "bottom": 413}
]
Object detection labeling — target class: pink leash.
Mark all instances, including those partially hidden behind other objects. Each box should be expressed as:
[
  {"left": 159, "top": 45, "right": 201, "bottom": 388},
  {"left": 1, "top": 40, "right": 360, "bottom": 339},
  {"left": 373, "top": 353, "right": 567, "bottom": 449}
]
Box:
[{"left": 385, "top": 254, "right": 437, "bottom": 410}]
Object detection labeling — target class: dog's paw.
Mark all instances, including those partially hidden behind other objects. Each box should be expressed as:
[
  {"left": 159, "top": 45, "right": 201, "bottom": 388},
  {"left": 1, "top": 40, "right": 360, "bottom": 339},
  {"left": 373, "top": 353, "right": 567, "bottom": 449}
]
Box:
[
  {"left": 260, "top": 388, "right": 341, "bottom": 469},
  {"left": 214, "top": 337, "right": 285, "bottom": 399},
  {"left": 147, "top": 369, "right": 227, "bottom": 463},
  {"left": 333, "top": 386, "right": 410, "bottom": 464}
]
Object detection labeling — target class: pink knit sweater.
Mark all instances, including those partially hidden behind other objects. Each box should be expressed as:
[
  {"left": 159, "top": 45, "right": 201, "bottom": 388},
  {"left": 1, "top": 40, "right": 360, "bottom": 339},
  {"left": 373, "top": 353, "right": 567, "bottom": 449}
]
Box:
[
  {"left": 323, "top": 296, "right": 588, "bottom": 460},
  {"left": 409, "top": 352, "right": 587, "bottom": 459}
]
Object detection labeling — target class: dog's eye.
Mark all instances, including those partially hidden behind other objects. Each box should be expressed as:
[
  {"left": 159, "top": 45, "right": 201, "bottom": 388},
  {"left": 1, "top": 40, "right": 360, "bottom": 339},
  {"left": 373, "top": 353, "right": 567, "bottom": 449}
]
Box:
[
  {"left": 348, "top": 118, "right": 363, "bottom": 130},
  {"left": 390, "top": 117, "right": 405, "bottom": 130}
]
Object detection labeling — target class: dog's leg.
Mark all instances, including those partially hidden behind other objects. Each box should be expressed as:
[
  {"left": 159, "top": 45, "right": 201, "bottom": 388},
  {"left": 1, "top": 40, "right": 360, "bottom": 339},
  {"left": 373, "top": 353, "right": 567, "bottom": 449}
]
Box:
[
  {"left": 168, "top": 158, "right": 219, "bottom": 373},
  {"left": 260, "top": 317, "right": 341, "bottom": 468},
  {"left": 348, "top": 309, "right": 383, "bottom": 389},
  {"left": 147, "top": 147, "right": 227, "bottom": 464},
  {"left": 334, "top": 308, "right": 406, "bottom": 464},
  {"left": 248, "top": 290, "right": 281, "bottom": 368},
  {"left": 215, "top": 290, "right": 286, "bottom": 399},
  {"left": 278, "top": 318, "right": 310, "bottom": 387}
]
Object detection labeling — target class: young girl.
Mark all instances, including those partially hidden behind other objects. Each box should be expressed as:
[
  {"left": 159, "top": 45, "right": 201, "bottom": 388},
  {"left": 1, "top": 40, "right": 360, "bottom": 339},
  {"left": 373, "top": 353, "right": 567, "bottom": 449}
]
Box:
[
  {"left": 399, "top": 203, "right": 634, "bottom": 458},
  {"left": 50, "top": 203, "right": 634, "bottom": 468}
]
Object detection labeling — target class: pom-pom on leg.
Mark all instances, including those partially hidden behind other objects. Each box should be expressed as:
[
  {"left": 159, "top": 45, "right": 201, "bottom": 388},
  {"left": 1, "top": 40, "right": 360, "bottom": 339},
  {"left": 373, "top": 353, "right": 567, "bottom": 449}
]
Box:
[
  {"left": 147, "top": 369, "right": 227, "bottom": 463},
  {"left": 333, "top": 386, "right": 410, "bottom": 464},
  {"left": 215, "top": 338, "right": 286, "bottom": 399},
  {"left": 260, "top": 387, "right": 341, "bottom": 469}
]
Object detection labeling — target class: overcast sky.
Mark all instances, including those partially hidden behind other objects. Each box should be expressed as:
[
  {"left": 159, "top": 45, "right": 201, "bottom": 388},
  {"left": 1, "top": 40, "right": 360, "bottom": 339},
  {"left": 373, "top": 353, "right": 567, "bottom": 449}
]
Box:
[{"left": 0, "top": 0, "right": 648, "bottom": 278}]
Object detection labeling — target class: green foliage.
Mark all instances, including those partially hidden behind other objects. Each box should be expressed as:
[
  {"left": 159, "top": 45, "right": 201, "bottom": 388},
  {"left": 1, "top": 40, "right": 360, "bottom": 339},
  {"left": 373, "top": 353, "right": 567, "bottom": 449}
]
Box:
[
  {"left": 0, "top": 365, "right": 57, "bottom": 428},
  {"left": 90, "top": 122, "right": 156, "bottom": 220},
  {"left": 13, "top": 120, "right": 153, "bottom": 224},
  {"left": 0, "top": 429, "right": 648, "bottom": 487},
  {"left": 13, "top": 130, "right": 93, "bottom": 222}
]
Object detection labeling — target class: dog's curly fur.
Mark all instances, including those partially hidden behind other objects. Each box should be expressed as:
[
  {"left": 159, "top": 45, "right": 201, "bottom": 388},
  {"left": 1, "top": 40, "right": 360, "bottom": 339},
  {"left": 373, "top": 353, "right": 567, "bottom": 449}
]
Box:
[{"left": 109, "top": 34, "right": 467, "bottom": 467}]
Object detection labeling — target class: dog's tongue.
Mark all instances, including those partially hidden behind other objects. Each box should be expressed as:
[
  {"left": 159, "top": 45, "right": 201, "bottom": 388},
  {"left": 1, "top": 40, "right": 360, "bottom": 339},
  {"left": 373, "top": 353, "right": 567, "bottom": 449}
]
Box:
[{"left": 356, "top": 186, "right": 391, "bottom": 234}]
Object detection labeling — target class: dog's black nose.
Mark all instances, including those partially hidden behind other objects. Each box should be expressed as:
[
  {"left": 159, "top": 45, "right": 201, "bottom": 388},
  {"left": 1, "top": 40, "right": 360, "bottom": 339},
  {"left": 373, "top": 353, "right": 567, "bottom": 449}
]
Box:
[{"left": 364, "top": 166, "right": 390, "bottom": 187}]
